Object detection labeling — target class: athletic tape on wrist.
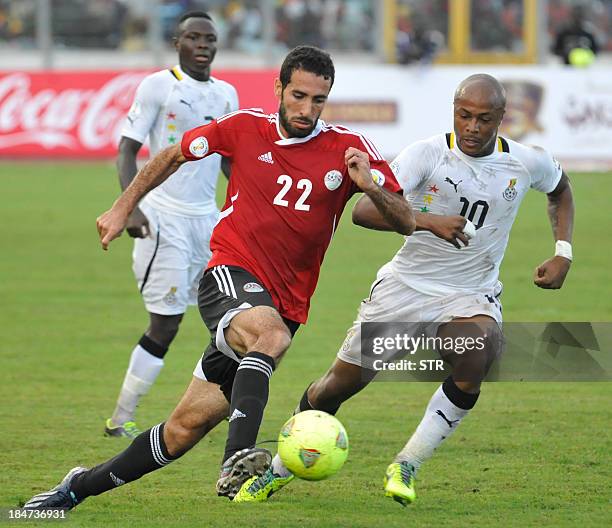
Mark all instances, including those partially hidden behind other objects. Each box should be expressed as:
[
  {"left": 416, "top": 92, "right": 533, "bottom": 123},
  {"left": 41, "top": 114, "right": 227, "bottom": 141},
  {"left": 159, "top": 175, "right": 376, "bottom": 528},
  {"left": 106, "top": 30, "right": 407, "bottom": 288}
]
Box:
[{"left": 555, "top": 240, "right": 572, "bottom": 261}]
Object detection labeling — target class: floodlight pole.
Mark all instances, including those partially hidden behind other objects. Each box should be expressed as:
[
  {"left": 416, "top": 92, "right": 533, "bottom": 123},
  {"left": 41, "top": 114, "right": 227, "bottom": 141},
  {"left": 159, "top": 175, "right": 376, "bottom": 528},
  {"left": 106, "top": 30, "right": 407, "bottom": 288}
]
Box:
[
  {"left": 149, "top": 0, "right": 164, "bottom": 67},
  {"left": 537, "top": 0, "right": 549, "bottom": 64},
  {"left": 261, "top": 0, "right": 275, "bottom": 67},
  {"left": 36, "top": 0, "right": 53, "bottom": 69}
]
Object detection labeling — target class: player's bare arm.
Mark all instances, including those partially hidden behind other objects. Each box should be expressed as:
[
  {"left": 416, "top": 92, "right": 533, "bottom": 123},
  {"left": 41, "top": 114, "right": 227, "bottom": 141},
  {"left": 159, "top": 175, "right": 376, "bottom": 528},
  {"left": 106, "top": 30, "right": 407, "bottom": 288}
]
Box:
[
  {"left": 345, "top": 147, "right": 415, "bottom": 236},
  {"left": 221, "top": 157, "right": 232, "bottom": 180},
  {"left": 117, "top": 136, "right": 150, "bottom": 238},
  {"left": 353, "top": 196, "right": 470, "bottom": 249},
  {"left": 97, "top": 144, "right": 186, "bottom": 250},
  {"left": 534, "top": 171, "right": 574, "bottom": 289}
]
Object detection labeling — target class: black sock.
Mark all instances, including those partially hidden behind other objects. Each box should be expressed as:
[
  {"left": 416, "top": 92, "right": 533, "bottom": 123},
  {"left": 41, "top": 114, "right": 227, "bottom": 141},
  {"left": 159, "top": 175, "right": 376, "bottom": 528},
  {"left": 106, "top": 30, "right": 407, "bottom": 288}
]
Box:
[
  {"left": 70, "top": 422, "right": 178, "bottom": 502},
  {"left": 294, "top": 383, "right": 340, "bottom": 416},
  {"left": 223, "top": 351, "right": 275, "bottom": 463},
  {"left": 139, "top": 334, "right": 168, "bottom": 359},
  {"left": 443, "top": 376, "right": 480, "bottom": 410}
]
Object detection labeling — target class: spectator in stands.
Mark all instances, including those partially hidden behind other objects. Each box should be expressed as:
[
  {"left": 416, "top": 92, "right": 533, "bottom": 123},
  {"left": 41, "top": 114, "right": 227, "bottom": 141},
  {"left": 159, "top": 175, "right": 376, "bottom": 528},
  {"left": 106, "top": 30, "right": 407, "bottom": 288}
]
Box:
[{"left": 553, "top": 4, "right": 599, "bottom": 65}]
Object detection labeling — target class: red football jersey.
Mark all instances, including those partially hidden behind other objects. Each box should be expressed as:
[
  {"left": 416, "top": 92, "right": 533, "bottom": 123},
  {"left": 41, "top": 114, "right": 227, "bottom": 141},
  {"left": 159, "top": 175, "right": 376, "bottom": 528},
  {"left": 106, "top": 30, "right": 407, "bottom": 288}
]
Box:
[{"left": 181, "top": 109, "right": 401, "bottom": 323}]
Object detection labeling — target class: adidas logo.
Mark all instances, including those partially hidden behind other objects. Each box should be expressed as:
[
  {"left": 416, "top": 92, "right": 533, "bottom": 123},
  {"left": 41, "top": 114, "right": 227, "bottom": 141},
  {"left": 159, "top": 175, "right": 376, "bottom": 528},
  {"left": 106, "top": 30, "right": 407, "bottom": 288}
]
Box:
[
  {"left": 257, "top": 151, "right": 274, "bottom": 164},
  {"left": 229, "top": 408, "right": 247, "bottom": 423},
  {"left": 109, "top": 472, "right": 125, "bottom": 487}
]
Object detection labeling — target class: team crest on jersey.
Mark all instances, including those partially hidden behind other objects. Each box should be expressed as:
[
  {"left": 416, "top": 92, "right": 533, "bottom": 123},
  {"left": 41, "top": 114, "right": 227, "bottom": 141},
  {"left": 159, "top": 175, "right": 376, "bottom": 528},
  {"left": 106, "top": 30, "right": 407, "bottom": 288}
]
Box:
[
  {"left": 324, "top": 170, "right": 343, "bottom": 191},
  {"left": 163, "top": 287, "right": 178, "bottom": 306},
  {"left": 371, "top": 169, "right": 385, "bottom": 187},
  {"left": 189, "top": 136, "right": 209, "bottom": 158},
  {"left": 503, "top": 178, "right": 518, "bottom": 201},
  {"left": 243, "top": 282, "right": 264, "bottom": 293}
]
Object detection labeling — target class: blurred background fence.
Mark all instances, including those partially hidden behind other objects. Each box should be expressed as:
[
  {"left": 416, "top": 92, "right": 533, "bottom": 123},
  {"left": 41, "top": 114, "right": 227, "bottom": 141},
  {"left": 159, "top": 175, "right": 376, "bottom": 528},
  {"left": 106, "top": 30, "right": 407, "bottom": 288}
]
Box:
[
  {"left": 1, "top": 0, "right": 611, "bottom": 169},
  {"left": 1, "top": 0, "right": 611, "bottom": 67}
]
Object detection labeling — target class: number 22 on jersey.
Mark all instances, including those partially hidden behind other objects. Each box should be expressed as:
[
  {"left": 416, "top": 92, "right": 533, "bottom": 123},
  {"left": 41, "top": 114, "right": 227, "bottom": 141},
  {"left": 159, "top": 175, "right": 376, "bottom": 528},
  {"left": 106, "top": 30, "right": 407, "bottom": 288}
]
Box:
[{"left": 273, "top": 174, "right": 312, "bottom": 211}]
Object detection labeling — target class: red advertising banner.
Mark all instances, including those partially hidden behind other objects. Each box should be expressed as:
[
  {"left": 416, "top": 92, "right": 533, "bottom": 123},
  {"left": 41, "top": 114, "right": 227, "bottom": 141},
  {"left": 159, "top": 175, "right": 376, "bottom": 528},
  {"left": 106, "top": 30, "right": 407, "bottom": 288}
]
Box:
[{"left": 0, "top": 69, "right": 277, "bottom": 159}]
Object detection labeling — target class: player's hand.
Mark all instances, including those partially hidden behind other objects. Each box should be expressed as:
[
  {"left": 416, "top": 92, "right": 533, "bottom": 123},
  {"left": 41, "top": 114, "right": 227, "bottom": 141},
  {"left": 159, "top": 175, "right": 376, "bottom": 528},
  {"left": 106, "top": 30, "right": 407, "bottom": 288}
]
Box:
[
  {"left": 126, "top": 206, "right": 150, "bottom": 238},
  {"left": 426, "top": 215, "right": 471, "bottom": 249},
  {"left": 533, "top": 256, "right": 571, "bottom": 289},
  {"left": 345, "top": 147, "right": 376, "bottom": 192},
  {"left": 96, "top": 206, "right": 130, "bottom": 250}
]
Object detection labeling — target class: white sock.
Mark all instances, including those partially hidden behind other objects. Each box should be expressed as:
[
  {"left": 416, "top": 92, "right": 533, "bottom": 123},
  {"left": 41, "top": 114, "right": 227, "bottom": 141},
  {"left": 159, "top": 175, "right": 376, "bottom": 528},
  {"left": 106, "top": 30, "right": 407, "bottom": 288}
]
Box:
[
  {"left": 271, "top": 453, "right": 293, "bottom": 478},
  {"left": 395, "top": 384, "right": 471, "bottom": 471},
  {"left": 111, "top": 344, "right": 164, "bottom": 425}
]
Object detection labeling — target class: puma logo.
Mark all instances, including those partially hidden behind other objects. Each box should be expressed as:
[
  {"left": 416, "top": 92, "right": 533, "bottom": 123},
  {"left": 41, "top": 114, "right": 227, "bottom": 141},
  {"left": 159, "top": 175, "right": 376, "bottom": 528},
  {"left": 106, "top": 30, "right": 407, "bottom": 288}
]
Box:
[
  {"left": 445, "top": 177, "right": 462, "bottom": 192},
  {"left": 180, "top": 99, "right": 194, "bottom": 110},
  {"left": 436, "top": 410, "right": 460, "bottom": 428}
]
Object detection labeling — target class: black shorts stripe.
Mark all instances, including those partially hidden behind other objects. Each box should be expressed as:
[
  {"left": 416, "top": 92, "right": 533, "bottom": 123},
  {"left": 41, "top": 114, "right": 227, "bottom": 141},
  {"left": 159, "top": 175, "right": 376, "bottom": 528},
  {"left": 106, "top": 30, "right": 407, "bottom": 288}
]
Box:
[{"left": 139, "top": 229, "right": 161, "bottom": 294}]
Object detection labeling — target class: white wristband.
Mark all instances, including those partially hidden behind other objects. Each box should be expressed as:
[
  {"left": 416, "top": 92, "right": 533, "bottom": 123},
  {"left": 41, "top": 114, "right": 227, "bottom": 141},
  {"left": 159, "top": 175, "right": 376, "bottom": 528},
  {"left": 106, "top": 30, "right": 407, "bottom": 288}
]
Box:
[
  {"left": 462, "top": 219, "right": 476, "bottom": 240},
  {"left": 555, "top": 240, "right": 572, "bottom": 261}
]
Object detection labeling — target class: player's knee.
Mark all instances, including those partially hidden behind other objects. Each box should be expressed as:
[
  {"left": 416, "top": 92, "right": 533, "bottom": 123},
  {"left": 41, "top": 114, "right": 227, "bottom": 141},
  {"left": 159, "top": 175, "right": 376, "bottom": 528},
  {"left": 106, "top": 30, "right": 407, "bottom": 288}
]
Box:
[
  {"left": 147, "top": 314, "right": 183, "bottom": 348},
  {"left": 252, "top": 325, "right": 292, "bottom": 360}
]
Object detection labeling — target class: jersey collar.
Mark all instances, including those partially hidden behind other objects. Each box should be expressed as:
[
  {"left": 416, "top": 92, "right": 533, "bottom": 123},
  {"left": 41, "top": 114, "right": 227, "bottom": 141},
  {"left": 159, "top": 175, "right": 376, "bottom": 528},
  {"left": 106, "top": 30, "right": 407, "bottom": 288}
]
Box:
[
  {"left": 173, "top": 65, "right": 214, "bottom": 85},
  {"left": 274, "top": 114, "right": 323, "bottom": 146},
  {"left": 448, "top": 131, "right": 505, "bottom": 161}
]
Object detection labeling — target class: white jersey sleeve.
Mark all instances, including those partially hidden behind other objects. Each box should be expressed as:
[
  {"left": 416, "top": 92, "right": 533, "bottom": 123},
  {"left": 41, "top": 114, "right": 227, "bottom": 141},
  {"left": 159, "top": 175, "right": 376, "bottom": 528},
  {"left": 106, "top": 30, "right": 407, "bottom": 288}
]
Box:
[
  {"left": 121, "top": 74, "right": 164, "bottom": 144},
  {"left": 524, "top": 145, "right": 563, "bottom": 193},
  {"left": 390, "top": 137, "right": 442, "bottom": 194},
  {"left": 226, "top": 83, "right": 239, "bottom": 113}
]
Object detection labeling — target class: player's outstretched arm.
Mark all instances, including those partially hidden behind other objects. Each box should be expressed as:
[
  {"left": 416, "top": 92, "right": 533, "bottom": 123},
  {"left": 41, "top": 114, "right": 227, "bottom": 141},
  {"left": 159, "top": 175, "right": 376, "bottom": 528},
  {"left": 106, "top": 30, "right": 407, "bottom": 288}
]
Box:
[
  {"left": 117, "top": 136, "right": 150, "bottom": 238},
  {"left": 352, "top": 197, "right": 472, "bottom": 248},
  {"left": 97, "top": 144, "right": 186, "bottom": 250},
  {"left": 345, "top": 147, "right": 415, "bottom": 236},
  {"left": 534, "top": 171, "right": 574, "bottom": 289}
]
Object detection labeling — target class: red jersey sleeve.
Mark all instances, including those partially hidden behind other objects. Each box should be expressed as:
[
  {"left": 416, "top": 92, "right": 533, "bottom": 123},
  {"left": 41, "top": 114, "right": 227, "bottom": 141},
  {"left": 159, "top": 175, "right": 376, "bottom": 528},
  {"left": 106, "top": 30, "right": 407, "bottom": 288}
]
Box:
[
  {"left": 370, "top": 158, "right": 402, "bottom": 194},
  {"left": 180, "top": 115, "right": 237, "bottom": 161},
  {"left": 348, "top": 133, "right": 402, "bottom": 194}
]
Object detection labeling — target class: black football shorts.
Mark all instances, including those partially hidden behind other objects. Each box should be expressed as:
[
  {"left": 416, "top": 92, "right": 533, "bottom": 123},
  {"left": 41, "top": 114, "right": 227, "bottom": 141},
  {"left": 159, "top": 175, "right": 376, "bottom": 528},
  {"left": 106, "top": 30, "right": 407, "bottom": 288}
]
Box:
[{"left": 195, "top": 265, "right": 299, "bottom": 401}]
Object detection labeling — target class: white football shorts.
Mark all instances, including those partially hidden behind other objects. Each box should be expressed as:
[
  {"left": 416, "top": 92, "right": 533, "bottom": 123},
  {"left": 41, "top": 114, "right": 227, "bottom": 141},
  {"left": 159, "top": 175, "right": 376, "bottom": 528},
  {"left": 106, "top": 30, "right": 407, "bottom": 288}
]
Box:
[
  {"left": 132, "top": 201, "right": 218, "bottom": 315},
  {"left": 337, "top": 264, "right": 503, "bottom": 368}
]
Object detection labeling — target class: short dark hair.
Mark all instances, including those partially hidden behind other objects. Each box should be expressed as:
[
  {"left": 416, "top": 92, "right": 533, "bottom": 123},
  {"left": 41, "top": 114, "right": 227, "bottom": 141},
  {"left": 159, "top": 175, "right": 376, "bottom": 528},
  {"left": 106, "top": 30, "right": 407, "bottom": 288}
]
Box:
[
  {"left": 279, "top": 46, "right": 335, "bottom": 89},
  {"left": 176, "top": 11, "right": 214, "bottom": 35}
]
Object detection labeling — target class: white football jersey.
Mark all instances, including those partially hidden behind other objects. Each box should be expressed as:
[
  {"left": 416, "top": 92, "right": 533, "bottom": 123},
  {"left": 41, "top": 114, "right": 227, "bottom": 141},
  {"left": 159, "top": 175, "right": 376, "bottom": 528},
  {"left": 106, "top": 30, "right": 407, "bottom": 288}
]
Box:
[
  {"left": 122, "top": 65, "right": 239, "bottom": 216},
  {"left": 389, "top": 132, "right": 563, "bottom": 296}
]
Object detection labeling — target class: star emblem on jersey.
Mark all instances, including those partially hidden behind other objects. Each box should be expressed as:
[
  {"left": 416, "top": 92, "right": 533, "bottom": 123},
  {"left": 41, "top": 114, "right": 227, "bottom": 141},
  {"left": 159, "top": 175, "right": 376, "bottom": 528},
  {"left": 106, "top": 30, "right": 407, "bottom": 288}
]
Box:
[
  {"left": 189, "top": 136, "right": 208, "bottom": 158},
  {"left": 168, "top": 135, "right": 177, "bottom": 144},
  {"left": 166, "top": 112, "right": 176, "bottom": 120},
  {"left": 503, "top": 178, "right": 518, "bottom": 201},
  {"left": 428, "top": 184, "right": 439, "bottom": 193},
  {"left": 420, "top": 206, "right": 430, "bottom": 213},
  {"left": 258, "top": 152, "right": 274, "bottom": 164},
  {"left": 229, "top": 408, "right": 247, "bottom": 423},
  {"left": 324, "top": 170, "right": 343, "bottom": 191},
  {"left": 371, "top": 169, "right": 386, "bottom": 187},
  {"left": 423, "top": 194, "right": 434, "bottom": 205}
]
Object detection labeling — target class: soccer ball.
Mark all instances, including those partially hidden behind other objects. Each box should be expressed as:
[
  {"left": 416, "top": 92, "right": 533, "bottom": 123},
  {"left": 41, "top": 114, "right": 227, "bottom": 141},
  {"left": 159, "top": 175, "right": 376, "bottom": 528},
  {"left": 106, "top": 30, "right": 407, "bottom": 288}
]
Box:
[{"left": 278, "top": 410, "right": 349, "bottom": 481}]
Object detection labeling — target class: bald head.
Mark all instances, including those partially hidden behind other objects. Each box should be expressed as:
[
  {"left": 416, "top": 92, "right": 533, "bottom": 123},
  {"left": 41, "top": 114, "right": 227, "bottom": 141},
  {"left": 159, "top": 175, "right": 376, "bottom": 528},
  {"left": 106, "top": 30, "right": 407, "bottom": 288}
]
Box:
[
  {"left": 454, "top": 74, "right": 506, "bottom": 111},
  {"left": 452, "top": 74, "right": 506, "bottom": 157}
]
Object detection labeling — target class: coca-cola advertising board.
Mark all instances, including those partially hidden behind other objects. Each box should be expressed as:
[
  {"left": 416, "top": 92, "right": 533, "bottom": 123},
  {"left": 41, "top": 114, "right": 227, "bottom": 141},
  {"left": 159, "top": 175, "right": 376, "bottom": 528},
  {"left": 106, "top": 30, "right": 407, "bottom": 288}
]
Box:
[{"left": 0, "top": 70, "right": 277, "bottom": 159}]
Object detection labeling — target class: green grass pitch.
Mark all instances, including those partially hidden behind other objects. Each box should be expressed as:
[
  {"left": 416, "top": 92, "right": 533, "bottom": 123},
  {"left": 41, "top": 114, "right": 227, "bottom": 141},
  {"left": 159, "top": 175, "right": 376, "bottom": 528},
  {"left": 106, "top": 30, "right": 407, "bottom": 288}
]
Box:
[{"left": 1, "top": 163, "right": 610, "bottom": 527}]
